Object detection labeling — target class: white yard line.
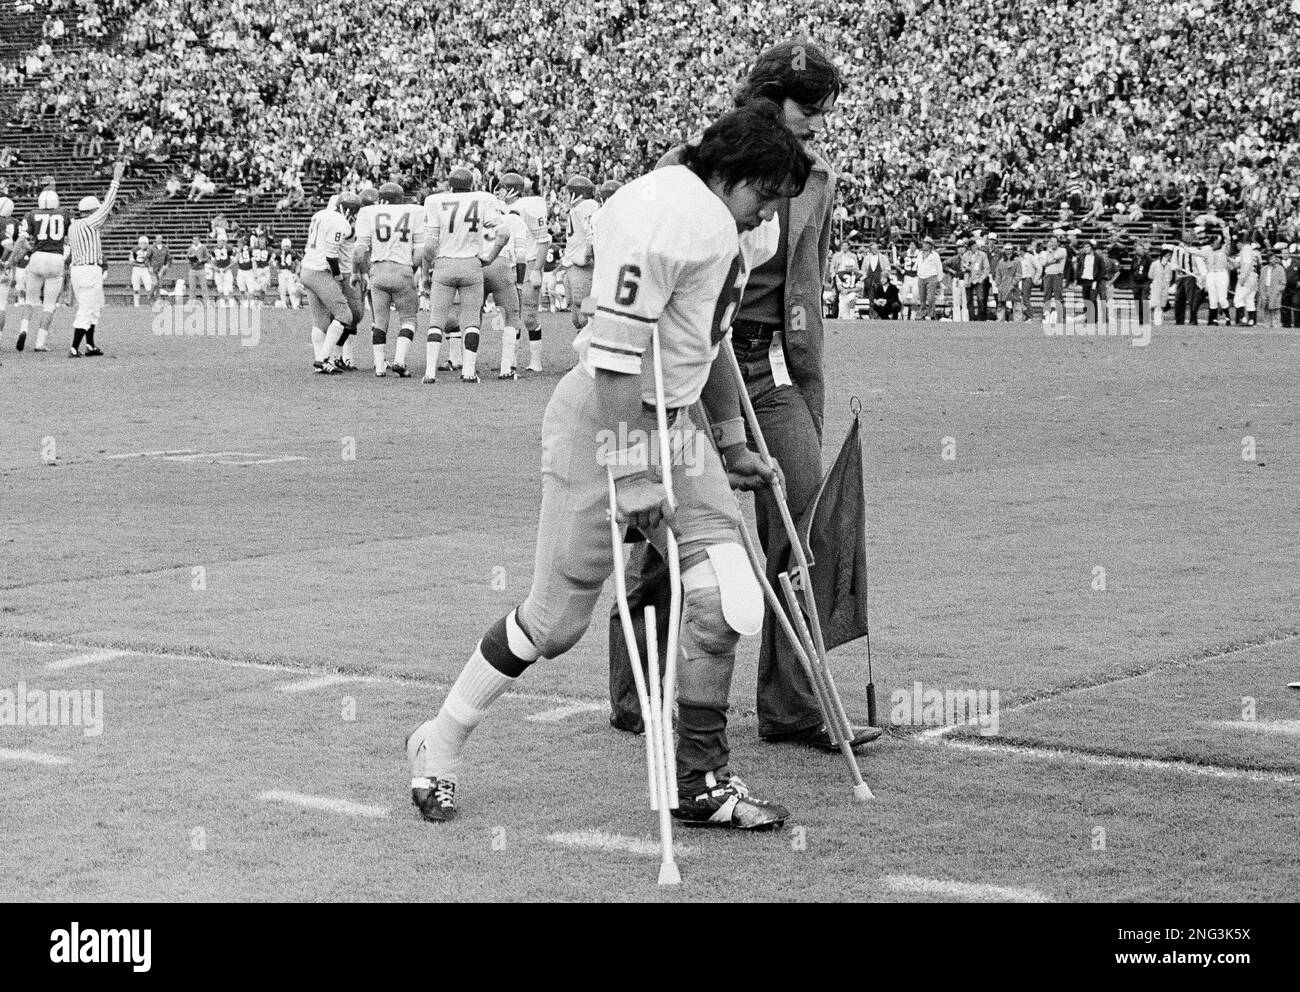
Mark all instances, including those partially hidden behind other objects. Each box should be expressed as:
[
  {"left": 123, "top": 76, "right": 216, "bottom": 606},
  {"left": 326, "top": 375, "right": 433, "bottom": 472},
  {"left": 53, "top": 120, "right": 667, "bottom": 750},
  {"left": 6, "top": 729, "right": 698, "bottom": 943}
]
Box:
[
  {"left": 932, "top": 737, "right": 1299, "bottom": 785},
  {"left": 526, "top": 702, "right": 606, "bottom": 723},
  {"left": 103, "top": 450, "right": 198, "bottom": 459},
  {"left": 15, "top": 636, "right": 606, "bottom": 709},
  {"left": 258, "top": 789, "right": 389, "bottom": 819},
  {"left": 275, "top": 674, "right": 355, "bottom": 694},
  {"left": 45, "top": 648, "right": 132, "bottom": 672},
  {"left": 546, "top": 829, "right": 695, "bottom": 858},
  {"left": 0, "top": 748, "right": 71, "bottom": 766},
  {"left": 883, "top": 874, "right": 1051, "bottom": 903}
]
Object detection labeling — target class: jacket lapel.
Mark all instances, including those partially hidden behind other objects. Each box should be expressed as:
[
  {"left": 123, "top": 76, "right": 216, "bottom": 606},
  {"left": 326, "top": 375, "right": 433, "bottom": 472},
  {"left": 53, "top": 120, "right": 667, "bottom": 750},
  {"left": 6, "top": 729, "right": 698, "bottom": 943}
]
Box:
[{"left": 786, "top": 155, "right": 829, "bottom": 270}]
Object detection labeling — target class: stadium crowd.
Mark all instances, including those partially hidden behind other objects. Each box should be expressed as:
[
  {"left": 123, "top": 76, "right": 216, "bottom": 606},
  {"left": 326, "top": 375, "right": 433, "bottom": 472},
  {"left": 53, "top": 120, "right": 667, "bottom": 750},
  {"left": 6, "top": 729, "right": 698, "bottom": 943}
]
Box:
[{"left": 12, "top": 0, "right": 1300, "bottom": 249}]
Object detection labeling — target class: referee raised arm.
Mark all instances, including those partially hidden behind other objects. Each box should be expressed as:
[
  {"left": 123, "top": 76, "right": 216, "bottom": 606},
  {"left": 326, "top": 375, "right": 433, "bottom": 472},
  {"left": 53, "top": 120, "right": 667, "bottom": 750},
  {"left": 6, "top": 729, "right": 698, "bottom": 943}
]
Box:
[{"left": 68, "top": 160, "right": 125, "bottom": 357}]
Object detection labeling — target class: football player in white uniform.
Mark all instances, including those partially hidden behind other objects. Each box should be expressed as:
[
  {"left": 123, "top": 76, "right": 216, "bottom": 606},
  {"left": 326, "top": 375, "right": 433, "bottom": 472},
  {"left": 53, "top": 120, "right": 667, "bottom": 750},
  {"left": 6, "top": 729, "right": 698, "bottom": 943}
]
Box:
[
  {"left": 484, "top": 174, "right": 530, "bottom": 378},
  {"left": 353, "top": 181, "right": 426, "bottom": 377},
  {"left": 275, "top": 238, "right": 302, "bottom": 309},
  {"left": 301, "top": 192, "right": 360, "bottom": 374},
  {"left": 130, "top": 235, "right": 153, "bottom": 306},
  {"left": 404, "top": 101, "right": 810, "bottom": 827},
  {"left": 422, "top": 167, "right": 506, "bottom": 383},
  {"left": 499, "top": 174, "right": 550, "bottom": 371},
  {"left": 560, "top": 174, "right": 598, "bottom": 331}
]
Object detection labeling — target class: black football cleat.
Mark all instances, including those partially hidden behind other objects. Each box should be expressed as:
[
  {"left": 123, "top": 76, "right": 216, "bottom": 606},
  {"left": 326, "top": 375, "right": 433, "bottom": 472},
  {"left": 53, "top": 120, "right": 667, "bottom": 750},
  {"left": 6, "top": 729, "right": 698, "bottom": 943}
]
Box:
[
  {"left": 460, "top": 373, "right": 480, "bottom": 383},
  {"left": 316, "top": 360, "right": 340, "bottom": 375},
  {"left": 84, "top": 346, "right": 104, "bottom": 357},
  {"left": 411, "top": 776, "right": 457, "bottom": 822},
  {"left": 15, "top": 331, "right": 26, "bottom": 351},
  {"left": 671, "top": 772, "right": 788, "bottom": 830},
  {"left": 390, "top": 362, "right": 411, "bottom": 378}
]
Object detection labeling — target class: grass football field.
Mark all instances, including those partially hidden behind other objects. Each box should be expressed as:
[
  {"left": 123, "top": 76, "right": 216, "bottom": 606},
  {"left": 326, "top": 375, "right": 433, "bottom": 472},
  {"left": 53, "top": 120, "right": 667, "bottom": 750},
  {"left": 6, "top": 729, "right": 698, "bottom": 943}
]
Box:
[{"left": 1, "top": 302, "right": 1297, "bottom": 902}]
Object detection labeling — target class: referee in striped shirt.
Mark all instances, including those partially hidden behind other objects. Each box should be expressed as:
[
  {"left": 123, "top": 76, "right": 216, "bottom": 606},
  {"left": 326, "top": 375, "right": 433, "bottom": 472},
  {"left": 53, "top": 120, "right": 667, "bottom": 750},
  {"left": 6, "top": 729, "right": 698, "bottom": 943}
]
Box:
[{"left": 68, "top": 160, "right": 125, "bottom": 357}]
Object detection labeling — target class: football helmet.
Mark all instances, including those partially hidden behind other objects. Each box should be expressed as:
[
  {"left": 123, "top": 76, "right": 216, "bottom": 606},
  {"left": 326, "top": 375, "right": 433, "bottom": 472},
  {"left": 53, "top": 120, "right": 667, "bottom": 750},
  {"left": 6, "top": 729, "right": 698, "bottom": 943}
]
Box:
[
  {"left": 137, "top": 235, "right": 149, "bottom": 248},
  {"left": 78, "top": 196, "right": 100, "bottom": 212},
  {"left": 37, "top": 190, "right": 59, "bottom": 210},
  {"left": 448, "top": 167, "right": 474, "bottom": 192},
  {"left": 378, "top": 181, "right": 404, "bottom": 204},
  {"left": 281, "top": 238, "right": 292, "bottom": 249},
  {"left": 338, "top": 191, "right": 362, "bottom": 221},
  {"left": 598, "top": 180, "right": 621, "bottom": 202},
  {"left": 496, "top": 172, "right": 527, "bottom": 202},
  {"left": 565, "top": 175, "right": 595, "bottom": 201},
  {"left": 0, "top": 197, "right": 14, "bottom": 217},
  {"left": 359, "top": 187, "right": 380, "bottom": 206},
  {"left": 216, "top": 230, "right": 228, "bottom": 243}
]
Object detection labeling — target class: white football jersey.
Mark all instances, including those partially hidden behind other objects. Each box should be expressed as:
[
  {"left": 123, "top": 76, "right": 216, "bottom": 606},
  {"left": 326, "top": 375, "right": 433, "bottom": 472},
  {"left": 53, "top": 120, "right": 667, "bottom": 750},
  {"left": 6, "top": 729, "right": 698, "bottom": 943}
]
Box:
[
  {"left": 512, "top": 195, "right": 551, "bottom": 260},
  {"left": 355, "top": 202, "right": 426, "bottom": 266},
  {"left": 499, "top": 211, "right": 530, "bottom": 266},
  {"left": 302, "top": 209, "right": 351, "bottom": 272},
  {"left": 574, "top": 165, "right": 779, "bottom": 409},
  {"left": 562, "top": 197, "right": 598, "bottom": 267},
  {"left": 424, "top": 191, "right": 501, "bottom": 259}
]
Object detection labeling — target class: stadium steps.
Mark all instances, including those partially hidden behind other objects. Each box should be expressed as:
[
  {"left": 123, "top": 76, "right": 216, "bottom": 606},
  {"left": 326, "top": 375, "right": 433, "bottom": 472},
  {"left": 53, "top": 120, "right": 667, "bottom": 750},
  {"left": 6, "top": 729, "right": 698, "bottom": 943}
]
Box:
[{"left": 0, "top": 124, "right": 168, "bottom": 208}]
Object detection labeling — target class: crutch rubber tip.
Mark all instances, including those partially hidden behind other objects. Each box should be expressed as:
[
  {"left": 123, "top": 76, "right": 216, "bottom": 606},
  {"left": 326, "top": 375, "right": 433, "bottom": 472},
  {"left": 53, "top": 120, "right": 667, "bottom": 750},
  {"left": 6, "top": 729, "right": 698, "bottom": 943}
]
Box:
[
  {"left": 853, "top": 783, "right": 875, "bottom": 802},
  {"left": 658, "top": 862, "right": 682, "bottom": 886}
]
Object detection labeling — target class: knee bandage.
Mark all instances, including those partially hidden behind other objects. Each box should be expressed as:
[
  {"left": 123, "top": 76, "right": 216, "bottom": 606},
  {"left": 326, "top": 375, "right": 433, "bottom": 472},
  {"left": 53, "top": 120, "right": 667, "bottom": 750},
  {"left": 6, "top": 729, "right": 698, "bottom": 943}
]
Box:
[{"left": 681, "top": 542, "right": 764, "bottom": 651}]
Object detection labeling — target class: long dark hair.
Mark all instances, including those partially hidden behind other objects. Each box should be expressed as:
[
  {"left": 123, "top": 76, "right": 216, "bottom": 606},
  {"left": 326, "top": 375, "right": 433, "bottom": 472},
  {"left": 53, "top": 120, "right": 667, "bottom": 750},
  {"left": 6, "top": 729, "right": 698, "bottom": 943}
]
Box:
[
  {"left": 682, "top": 101, "right": 813, "bottom": 199},
  {"left": 736, "top": 39, "right": 842, "bottom": 108}
]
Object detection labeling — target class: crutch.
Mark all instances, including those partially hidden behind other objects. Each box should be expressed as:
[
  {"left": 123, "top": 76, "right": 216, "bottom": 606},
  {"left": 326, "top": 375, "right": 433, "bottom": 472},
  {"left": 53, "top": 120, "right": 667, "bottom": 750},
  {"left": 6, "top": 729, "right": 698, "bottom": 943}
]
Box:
[
  {"left": 696, "top": 398, "right": 874, "bottom": 801},
  {"left": 717, "top": 338, "right": 873, "bottom": 800},
  {"left": 605, "top": 319, "right": 683, "bottom": 886},
  {"left": 608, "top": 475, "right": 680, "bottom": 886}
]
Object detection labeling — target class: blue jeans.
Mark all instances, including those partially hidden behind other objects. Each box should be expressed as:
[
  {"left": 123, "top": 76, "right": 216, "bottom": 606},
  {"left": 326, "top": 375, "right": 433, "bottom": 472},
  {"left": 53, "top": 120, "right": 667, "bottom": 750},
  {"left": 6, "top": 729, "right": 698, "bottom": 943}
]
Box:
[{"left": 607, "top": 356, "right": 824, "bottom": 737}]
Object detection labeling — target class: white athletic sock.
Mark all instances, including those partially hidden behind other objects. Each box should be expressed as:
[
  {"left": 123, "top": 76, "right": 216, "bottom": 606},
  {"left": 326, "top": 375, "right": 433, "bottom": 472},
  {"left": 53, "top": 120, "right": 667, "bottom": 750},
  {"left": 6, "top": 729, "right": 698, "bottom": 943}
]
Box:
[
  {"left": 426, "top": 329, "right": 442, "bottom": 375},
  {"left": 20, "top": 317, "right": 29, "bottom": 334},
  {"left": 34, "top": 327, "right": 48, "bottom": 350},
  {"left": 529, "top": 340, "right": 542, "bottom": 368},
  {"left": 133, "top": 293, "right": 140, "bottom": 307},
  {"left": 501, "top": 326, "right": 517, "bottom": 371},
  {"left": 342, "top": 337, "right": 354, "bottom": 364},
  {"left": 394, "top": 333, "right": 412, "bottom": 366},
  {"left": 462, "top": 330, "right": 478, "bottom": 378},
  {"left": 320, "top": 319, "right": 345, "bottom": 360},
  {"left": 411, "top": 647, "right": 517, "bottom": 778},
  {"left": 311, "top": 326, "right": 326, "bottom": 361},
  {"left": 373, "top": 344, "right": 387, "bottom": 369},
  {"left": 448, "top": 333, "right": 462, "bottom": 366}
]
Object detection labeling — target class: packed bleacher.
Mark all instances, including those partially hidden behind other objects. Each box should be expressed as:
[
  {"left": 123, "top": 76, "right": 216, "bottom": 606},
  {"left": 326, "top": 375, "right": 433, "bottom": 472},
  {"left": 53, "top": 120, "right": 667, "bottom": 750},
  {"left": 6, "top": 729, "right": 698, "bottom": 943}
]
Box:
[{"left": 3, "top": 0, "right": 1300, "bottom": 280}]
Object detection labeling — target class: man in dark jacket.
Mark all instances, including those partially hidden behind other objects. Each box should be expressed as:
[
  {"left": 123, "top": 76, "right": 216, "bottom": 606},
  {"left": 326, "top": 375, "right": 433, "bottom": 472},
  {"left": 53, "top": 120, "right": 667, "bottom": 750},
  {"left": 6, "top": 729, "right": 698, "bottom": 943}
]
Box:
[
  {"left": 1129, "top": 240, "right": 1152, "bottom": 325},
  {"left": 607, "top": 39, "right": 881, "bottom": 752}
]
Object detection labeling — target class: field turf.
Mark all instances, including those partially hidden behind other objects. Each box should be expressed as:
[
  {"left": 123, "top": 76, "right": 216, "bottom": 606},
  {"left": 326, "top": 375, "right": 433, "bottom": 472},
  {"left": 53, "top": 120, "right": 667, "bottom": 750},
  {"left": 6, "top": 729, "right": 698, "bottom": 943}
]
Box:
[{"left": 1, "top": 303, "right": 1297, "bottom": 902}]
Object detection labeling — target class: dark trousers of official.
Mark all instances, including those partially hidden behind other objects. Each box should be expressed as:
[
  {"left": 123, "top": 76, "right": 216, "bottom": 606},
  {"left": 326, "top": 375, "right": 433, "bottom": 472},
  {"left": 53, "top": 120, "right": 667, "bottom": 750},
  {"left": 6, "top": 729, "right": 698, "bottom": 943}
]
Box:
[
  {"left": 608, "top": 352, "right": 823, "bottom": 738},
  {"left": 1080, "top": 279, "right": 1096, "bottom": 322},
  {"left": 1283, "top": 288, "right": 1300, "bottom": 328},
  {"left": 1131, "top": 285, "right": 1149, "bottom": 324},
  {"left": 965, "top": 279, "right": 989, "bottom": 321},
  {"left": 1174, "top": 276, "right": 1202, "bottom": 325}
]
